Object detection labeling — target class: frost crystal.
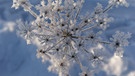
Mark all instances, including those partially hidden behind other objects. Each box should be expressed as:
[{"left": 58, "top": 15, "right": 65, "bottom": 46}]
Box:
[{"left": 12, "top": 0, "right": 131, "bottom": 76}]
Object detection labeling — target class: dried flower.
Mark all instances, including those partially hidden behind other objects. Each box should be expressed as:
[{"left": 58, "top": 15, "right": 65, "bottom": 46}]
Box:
[{"left": 12, "top": 0, "right": 130, "bottom": 76}]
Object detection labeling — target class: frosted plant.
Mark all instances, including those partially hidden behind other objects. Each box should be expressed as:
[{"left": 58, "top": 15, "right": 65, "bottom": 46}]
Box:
[{"left": 12, "top": 0, "right": 131, "bottom": 76}]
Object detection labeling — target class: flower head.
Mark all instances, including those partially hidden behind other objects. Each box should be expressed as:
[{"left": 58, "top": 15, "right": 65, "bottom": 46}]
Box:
[
  {"left": 89, "top": 48, "right": 105, "bottom": 67},
  {"left": 110, "top": 31, "right": 131, "bottom": 57},
  {"left": 17, "top": 20, "right": 34, "bottom": 44},
  {"left": 110, "top": 31, "right": 131, "bottom": 48},
  {"left": 109, "top": 0, "right": 129, "bottom": 7},
  {"left": 36, "top": 48, "right": 51, "bottom": 63},
  {"left": 48, "top": 57, "right": 70, "bottom": 75},
  {"left": 12, "top": 0, "right": 32, "bottom": 11},
  {"left": 79, "top": 66, "right": 93, "bottom": 76}
]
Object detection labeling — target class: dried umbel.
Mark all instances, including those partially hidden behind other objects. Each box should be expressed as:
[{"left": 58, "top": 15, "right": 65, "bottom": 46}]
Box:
[{"left": 12, "top": 0, "right": 131, "bottom": 76}]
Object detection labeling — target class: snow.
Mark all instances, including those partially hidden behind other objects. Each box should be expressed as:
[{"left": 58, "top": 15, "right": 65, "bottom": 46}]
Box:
[{"left": 0, "top": 0, "right": 135, "bottom": 76}]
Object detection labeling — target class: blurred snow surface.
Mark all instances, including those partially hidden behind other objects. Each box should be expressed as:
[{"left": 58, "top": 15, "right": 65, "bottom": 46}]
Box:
[{"left": 0, "top": 0, "right": 135, "bottom": 76}]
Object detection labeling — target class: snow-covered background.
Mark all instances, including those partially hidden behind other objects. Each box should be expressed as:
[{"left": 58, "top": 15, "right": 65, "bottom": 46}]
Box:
[{"left": 0, "top": 0, "right": 135, "bottom": 76}]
